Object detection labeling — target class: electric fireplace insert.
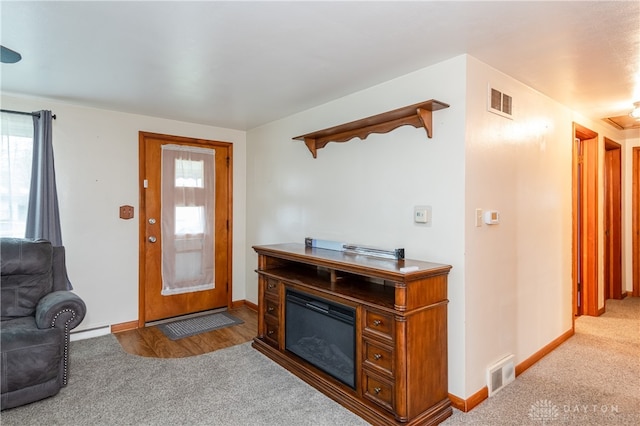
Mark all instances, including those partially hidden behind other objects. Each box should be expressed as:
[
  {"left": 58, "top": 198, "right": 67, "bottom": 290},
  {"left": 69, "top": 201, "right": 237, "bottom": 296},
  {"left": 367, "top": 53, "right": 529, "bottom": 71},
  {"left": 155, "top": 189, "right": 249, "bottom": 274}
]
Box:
[{"left": 285, "top": 289, "right": 356, "bottom": 389}]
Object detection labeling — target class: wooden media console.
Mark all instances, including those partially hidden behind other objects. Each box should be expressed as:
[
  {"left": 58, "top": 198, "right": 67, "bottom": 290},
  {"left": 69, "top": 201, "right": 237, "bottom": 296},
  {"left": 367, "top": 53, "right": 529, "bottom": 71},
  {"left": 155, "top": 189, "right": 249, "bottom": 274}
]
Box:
[{"left": 252, "top": 243, "right": 452, "bottom": 425}]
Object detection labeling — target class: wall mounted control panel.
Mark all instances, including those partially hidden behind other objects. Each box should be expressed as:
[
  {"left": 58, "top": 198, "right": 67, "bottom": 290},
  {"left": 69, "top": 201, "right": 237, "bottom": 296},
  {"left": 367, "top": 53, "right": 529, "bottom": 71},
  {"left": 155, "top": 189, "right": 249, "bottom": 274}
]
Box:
[
  {"left": 484, "top": 210, "right": 500, "bottom": 225},
  {"left": 414, "top": 205, "right": 432, "bottom": 224}
]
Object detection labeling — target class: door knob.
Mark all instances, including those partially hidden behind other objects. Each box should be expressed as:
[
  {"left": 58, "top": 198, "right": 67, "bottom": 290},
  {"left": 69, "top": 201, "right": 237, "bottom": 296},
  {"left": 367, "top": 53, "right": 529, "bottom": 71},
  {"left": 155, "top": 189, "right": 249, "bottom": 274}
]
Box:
[{"left": 148, "top": 236, "right": 157, "bottom": 243}]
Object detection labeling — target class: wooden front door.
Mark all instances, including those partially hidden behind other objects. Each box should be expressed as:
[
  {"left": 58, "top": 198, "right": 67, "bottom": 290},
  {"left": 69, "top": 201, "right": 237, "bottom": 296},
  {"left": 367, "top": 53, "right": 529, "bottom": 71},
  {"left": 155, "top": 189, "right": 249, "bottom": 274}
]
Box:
[{"left": 139, "top": 132, "right": 232, "bottom": 324}]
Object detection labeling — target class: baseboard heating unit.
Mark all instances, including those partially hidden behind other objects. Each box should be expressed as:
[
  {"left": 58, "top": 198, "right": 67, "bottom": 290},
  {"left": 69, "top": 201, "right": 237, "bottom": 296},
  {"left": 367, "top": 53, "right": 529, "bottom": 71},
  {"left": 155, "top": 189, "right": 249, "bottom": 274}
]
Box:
[{"left": 70, "top": 325, "right": 111, "bottom": 342}]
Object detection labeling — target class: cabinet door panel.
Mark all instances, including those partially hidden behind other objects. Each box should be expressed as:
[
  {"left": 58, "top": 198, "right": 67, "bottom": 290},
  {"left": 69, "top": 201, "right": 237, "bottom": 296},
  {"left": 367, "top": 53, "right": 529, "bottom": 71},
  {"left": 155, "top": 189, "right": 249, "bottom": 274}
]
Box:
[
  {"left": 264, "top": 297, "right": 280, "bottom": 320},
  {"left": 264, "top": 319, "right": 279, "bottom": 347},
  {"left": 265, "top": 278, "right": 280, "bottom": 296},
  {"left": 363, "top": 372, "right": 394, "bottom": 412},
  {"left": 364, "top": 309, "right": 394, "bottom": 340},
  {"left": 363, "top": 338, "right": 394, "bottom": 376}
]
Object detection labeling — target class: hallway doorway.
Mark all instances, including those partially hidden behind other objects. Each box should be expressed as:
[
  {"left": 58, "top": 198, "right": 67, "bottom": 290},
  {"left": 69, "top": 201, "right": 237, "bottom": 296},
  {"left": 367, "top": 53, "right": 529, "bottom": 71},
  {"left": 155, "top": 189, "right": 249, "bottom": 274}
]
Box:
[
  {"left": 603, "top": 138, "right": 622, "bottom": 300},
  {"left": 634, "top": 147, "right": 640, "bottom": 297},
  {"left": 572, "top": 123, "right": 599, "bottom": 316}
]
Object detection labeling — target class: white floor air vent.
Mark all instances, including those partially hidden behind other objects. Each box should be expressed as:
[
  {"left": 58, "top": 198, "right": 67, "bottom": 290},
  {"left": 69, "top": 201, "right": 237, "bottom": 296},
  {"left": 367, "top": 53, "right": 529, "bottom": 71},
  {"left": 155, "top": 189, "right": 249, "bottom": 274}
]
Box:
[{"left": 486, "top": 354, "right": 515, "bottom": 397}]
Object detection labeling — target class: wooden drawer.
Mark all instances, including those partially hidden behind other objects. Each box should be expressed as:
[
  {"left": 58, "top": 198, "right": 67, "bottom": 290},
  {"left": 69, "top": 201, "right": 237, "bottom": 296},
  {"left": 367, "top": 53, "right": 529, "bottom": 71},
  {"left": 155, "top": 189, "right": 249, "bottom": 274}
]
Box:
[
  {"left": 364, "top": 309, "right": 394, "bottom": 341},
  {"left": 363, "top": 338, "right": 393, "bottom": 377},
  {"left": 264, "top": 318, "right": 279, "bottom": 347},
  {"left": 264, "top": 297, "right": 280, "bottom": 320},
  {"left": 363, "top": 372, "right": 394, "bottom": 412},
  {"left": 265, "top": 277, "right": 280, "bottom": 297}
]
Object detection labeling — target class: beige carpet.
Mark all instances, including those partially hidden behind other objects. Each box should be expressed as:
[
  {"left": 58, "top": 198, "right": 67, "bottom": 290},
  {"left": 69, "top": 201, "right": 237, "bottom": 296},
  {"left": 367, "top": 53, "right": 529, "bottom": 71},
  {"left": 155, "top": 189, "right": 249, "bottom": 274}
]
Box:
[{"left": 443, "top": 297, "right": 640, "bottom": 425}]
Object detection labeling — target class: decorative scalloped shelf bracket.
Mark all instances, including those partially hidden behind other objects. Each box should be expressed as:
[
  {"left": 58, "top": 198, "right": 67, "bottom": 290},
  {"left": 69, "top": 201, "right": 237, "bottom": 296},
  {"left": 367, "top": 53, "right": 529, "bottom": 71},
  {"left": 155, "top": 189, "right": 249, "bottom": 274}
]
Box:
[{"left": 293, "top": 99, "right": 449, "bottom": 158}]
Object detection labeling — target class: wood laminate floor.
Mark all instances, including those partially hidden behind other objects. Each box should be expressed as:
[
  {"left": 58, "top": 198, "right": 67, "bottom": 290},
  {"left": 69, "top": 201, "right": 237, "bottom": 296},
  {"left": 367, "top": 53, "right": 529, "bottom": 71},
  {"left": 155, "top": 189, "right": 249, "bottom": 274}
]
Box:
[{"left": 114, "top": 306, "right": 257, "bottom": 358}]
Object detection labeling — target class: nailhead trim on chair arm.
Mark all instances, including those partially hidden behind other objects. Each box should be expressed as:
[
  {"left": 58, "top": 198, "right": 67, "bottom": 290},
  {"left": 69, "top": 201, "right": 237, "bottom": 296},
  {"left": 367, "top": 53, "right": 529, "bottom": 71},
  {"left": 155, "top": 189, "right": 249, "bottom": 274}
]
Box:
[{"left": 50, "top": 308, "right": 77, "bottom": 386}]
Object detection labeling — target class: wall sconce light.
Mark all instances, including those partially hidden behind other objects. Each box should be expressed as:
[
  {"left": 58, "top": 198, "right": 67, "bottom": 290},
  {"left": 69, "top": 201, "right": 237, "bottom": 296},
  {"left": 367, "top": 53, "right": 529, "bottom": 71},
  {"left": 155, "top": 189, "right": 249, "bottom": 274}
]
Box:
[{"left": 630, "top": 101, "right": 640, "bottom": 120}]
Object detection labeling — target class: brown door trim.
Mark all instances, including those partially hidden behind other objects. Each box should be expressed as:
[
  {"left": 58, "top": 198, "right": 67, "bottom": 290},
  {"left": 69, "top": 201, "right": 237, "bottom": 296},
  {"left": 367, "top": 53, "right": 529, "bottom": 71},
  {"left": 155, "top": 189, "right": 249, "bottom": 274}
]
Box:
[
  {"left": 572, "top": 123, "right": 599, "bottom": 317},
  {"left": 138, "top": 131, "right": 234, "bottom": 326},
  {"left": 633, "top": 147, "right": 640, "bottom": 297},
  {"left": 603, "top": 138, "right": 622, "bottom": 300}
]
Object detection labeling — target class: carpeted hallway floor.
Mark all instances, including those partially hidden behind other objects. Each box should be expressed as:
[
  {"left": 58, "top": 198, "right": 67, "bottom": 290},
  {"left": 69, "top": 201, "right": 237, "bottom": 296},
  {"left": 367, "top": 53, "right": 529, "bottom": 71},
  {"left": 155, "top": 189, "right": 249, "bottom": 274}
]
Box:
[{"left": 442, "top": 297, "right": 640, "bottom": 425}]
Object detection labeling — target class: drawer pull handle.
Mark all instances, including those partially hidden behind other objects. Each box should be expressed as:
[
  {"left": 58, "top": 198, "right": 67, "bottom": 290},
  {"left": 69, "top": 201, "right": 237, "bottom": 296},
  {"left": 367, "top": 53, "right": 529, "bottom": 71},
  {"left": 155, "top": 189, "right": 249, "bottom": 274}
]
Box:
[
  {"left": 268, "top": 283, "right": 276, "bottom": 289},
  {"left": 267, "top": 307, "right": 274, "bottom": 312},
  {"left": 373, "top": 319, "right": 382, "bottom": 326},
  {"left": 373, "top": 353, "right": 382, "bottom": 360},
  {"left": 267, "top": 330, "right": 275, "bottom": 335},
  {"left": 374, "top": 387, "right": 382, "bottom": 395}
]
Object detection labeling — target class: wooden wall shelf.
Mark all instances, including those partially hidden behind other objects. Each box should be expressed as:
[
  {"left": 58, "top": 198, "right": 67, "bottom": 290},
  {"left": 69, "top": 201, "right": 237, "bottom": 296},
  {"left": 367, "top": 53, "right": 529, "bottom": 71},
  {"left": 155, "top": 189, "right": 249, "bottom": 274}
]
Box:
[{"left": 293, "top": 99, "right": 449, "bottom": 158}]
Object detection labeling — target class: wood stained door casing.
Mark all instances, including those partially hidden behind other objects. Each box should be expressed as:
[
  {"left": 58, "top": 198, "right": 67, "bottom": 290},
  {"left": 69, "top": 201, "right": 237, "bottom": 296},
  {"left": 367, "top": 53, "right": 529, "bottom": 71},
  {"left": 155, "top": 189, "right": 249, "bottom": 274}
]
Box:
[
  {"left": 138, "top": 132, "right": 233, "bottom": 325},
  {"left": 633, "top": 147, "right": 640, "bottom": 297},
  {"left": 572, "top": 123, "right": 599, "bottom": 317},
  {"left": 603, "top": 138, "right": 622, "bottom": 300}
]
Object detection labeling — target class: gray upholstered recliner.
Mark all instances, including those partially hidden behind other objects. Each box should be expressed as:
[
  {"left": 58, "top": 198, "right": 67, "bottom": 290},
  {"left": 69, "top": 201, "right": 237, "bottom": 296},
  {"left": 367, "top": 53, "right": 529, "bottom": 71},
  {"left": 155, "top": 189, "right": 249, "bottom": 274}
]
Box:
[{"left": 0, "top": 238, "right": 86, "bottom": 410}]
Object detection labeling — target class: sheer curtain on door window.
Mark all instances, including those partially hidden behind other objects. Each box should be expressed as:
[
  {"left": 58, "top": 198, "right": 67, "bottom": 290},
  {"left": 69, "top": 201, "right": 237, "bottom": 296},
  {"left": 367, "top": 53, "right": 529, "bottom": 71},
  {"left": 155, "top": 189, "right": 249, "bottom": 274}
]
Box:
[{"left": 161, "top": 144, "right": 215, "bottom": 296}]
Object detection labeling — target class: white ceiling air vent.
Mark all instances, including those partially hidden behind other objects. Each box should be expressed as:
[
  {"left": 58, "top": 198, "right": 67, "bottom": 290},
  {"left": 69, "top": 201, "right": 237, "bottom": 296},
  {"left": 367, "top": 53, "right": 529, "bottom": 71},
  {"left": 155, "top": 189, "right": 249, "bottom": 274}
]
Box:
[
  {"left": 486, "top": 354, "right": 515, "bottom": 397},
  {"left": 488, "top": 85, "right": 513, "bottom": 119}
]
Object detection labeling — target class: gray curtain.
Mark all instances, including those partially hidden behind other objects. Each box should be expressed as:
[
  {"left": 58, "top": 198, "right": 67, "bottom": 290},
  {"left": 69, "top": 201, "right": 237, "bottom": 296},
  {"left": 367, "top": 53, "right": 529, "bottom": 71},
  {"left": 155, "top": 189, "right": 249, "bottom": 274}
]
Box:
[{"left": 25, "top": 110, "right": 72, "bottom": 289}]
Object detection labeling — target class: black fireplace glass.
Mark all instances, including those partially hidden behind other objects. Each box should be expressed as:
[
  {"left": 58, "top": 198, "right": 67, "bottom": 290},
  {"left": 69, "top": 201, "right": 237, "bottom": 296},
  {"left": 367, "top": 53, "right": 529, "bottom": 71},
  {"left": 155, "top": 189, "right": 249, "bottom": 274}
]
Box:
[{"left": 285, "top": 289, "right": 356, "bottom": 389}]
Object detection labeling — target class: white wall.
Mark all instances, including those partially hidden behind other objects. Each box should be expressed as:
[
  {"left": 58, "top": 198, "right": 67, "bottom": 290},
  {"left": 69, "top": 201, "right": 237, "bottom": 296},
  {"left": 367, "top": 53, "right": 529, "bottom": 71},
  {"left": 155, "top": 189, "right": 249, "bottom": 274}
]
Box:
[
  {"left": 246, "top": 54, "right": 636, "bottom": 400},
  {"left": 464, "top": 57, "right": 576, "bottom": 395},
  {"left": 0, "top": 94, "right": 247, "bottom": 332},
  {"left": 463, "top": 57, "right": 634, "bottom": 396},
  {"left": 246, "top": 56, "right": 468, "bottom": 396}
]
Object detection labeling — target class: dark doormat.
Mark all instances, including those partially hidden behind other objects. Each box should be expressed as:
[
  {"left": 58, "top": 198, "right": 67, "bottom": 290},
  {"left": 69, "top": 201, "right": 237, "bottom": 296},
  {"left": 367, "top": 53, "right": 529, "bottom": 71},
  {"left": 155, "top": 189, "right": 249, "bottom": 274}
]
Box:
[{"left": 157, "top": 312, "right": 244, "bottom": 340}]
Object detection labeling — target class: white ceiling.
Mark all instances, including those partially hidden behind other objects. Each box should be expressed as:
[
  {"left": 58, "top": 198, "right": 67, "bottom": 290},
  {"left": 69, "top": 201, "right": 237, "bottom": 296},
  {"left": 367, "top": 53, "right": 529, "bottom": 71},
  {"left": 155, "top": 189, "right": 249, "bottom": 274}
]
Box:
[{"left": 1, "top": 1, "right": 639, "bottom": 132}]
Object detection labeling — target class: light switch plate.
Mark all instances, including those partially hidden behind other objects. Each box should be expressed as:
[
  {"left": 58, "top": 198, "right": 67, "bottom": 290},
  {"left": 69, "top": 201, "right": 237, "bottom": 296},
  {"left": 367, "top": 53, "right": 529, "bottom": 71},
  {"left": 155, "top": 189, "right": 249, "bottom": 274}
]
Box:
[{"left": 475, "top": 208, "right": 483, "bottom": 227}]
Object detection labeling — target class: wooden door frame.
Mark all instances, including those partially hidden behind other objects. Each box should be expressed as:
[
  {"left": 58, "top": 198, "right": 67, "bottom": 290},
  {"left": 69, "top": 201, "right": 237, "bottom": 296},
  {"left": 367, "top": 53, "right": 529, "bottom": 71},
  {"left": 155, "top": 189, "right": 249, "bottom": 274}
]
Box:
[
  {"left": 138, "top": 131, "right": 234, "bottom": 327},
  {"left": 634, "top": 147, "right": 640, "bottom": 297},
  {"left": 572, "top": 123, "right": 599, "bottom": 317},
  {"left": 603, "top": 138, "right": 622, "bottom": 300}
]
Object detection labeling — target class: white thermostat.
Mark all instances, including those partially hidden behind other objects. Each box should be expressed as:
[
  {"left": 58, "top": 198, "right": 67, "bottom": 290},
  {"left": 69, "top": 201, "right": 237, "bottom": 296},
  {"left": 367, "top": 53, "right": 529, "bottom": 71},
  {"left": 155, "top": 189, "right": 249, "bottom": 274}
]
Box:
[
  {"left": 484, "top": 210, "right": 500, "bottom": 225},
  {"left": 414, "top": 206, "right": 432, "bottom": 225}
]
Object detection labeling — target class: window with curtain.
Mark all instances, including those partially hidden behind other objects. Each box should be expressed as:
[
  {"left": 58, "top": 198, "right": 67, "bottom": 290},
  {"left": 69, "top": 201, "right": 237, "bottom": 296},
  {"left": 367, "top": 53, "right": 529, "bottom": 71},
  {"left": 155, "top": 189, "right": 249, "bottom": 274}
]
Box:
[{"left": 0, "top": 113, "right": 34, "bottom": 237}]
